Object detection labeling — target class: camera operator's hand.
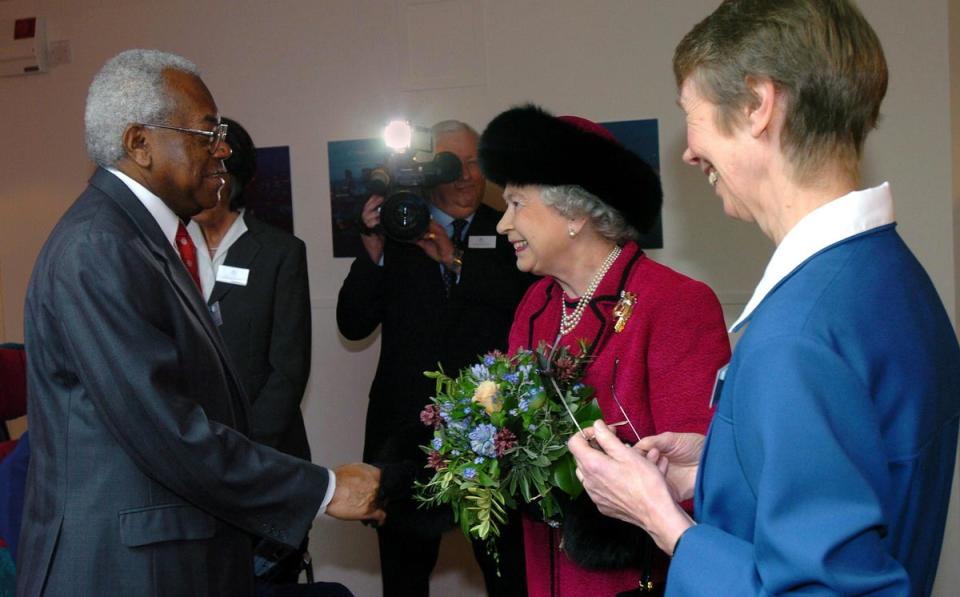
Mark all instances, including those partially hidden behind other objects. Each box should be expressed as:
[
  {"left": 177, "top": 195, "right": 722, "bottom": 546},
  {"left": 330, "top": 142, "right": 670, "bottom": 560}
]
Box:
[
  {"left": 360, "top": 194, "right": 386, "bottom": 264},
  {"left": 415, "top": 220, "right": 457, "bottom": 267}
]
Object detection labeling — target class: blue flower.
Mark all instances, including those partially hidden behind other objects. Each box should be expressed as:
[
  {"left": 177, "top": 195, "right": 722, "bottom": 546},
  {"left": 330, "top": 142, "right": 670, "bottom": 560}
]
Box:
[
  {"left": 451, "top": 449, "right": 461, "bottom": 456},
  {"left": 463, "top": 407, "right": 471, "bottom": 414},
  {"left": 483, "top": 354, "right": 496, "bottom": 366},
  {"left": 509, "top": 409, "right": 518, "bottom": 416},
  {"left": 518, "top": 397, "right": 530, "bottom": 412},
  {"left": 503, "top": 373, "right": 519, "bottom": 384},
  {"left": 432, "top": 437, "right": 443, "bottom": 450},
  {"left": 519, "top": 364, "right": 533, "bottom": 376},
  {"left": 450, "top": 420, "right": 468, "bottom": 432},
  {"left": 470, "top": 364, "right": 491, "bottom": 381},
  {"left": 474, "top": 456, "right": 485, "bottom": 464},
  {"left": 463, "top": 467, "right": 477, "bottom": 480},
  {"left": 469, "top": 423, "right": 498, "bottom": 458},
  {"left": 528, "top": 424, "right": 536, "bottom": 433}
]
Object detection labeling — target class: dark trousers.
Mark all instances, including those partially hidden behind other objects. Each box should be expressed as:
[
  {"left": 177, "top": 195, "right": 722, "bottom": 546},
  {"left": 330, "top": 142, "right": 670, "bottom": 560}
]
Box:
[{"left": 376, "top": 509, "right": 527, "bottom": 597}]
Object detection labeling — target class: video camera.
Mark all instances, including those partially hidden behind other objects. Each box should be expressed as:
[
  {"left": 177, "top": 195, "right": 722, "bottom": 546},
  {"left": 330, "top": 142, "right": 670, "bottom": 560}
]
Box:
[{"left": 363, "top": 121, "right": 462, "bottom": 242}]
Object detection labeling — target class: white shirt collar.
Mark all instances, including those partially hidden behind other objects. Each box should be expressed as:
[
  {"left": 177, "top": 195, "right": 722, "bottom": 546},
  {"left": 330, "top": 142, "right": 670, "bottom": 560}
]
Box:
[
  {"left": 731, "top": 182, "right": 895, "bottom": 331},
  {"left": 187, "top": 210, "right": 248, "bottom": 300},
  {"left": 429, "top": 203, "right": 476, "bottom": 238},
  {"left": 106, "top": 167, "right": 182, "bottom": 251}
]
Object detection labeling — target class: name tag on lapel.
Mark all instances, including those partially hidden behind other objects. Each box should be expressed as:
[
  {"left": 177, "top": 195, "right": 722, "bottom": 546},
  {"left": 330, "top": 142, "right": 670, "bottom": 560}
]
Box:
[
  {"left": 216, "top": 265, "right": 249, "bottom": 286},
  {"left": 468, "top": 235, "right": 496, "bottom": 249},
  {"left": 709, "top": 364, "right": 728, "bottom": 409}
]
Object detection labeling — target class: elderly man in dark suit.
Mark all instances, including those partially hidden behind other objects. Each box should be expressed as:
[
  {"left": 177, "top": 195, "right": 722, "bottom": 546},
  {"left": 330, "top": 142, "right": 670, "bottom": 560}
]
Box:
[
  {"left": 337, "top": 121, "right": 534, "bottom": 596},
  {"left": 18, "top": 49, "right": 382, "bottom": 597}
]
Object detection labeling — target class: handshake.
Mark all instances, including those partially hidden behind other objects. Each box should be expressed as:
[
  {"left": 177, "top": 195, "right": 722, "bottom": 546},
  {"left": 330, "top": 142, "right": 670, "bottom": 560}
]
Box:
[{"left": 325, "top": 463, "right": 387, "bottom": 525}]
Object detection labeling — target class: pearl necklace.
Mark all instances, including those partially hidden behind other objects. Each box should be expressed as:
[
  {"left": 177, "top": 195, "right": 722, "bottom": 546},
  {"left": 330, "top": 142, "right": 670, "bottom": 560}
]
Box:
[{"left": 559, "top": 245, "right": 622, "bottom": 336}]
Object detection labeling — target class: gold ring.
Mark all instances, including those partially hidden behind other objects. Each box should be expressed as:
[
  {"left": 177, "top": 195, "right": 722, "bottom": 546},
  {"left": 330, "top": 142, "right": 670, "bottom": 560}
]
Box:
[{"left": 424, "top": 232, "right": 436, "bottom": 240}]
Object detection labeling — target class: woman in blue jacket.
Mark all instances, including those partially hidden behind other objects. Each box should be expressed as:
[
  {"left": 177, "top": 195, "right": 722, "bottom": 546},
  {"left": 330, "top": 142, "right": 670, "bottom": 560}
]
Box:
[{"left": 570, "top": 1, "right": 960, "bottom": 595}]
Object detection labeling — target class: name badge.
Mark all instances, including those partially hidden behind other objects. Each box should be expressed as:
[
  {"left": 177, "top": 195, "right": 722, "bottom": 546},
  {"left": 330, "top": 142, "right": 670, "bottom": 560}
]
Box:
[
  {"left": 216, "top": 265, "right": 249, "bottom": 286},
  {"left": 709, "top": 364, "right": 728, "bottom": 409},
  {"left": 209, "top": 301, "right": 223, "bottom": 326},
  {"left": 468, "top": 235, "right": 496, "bottom": 249}
]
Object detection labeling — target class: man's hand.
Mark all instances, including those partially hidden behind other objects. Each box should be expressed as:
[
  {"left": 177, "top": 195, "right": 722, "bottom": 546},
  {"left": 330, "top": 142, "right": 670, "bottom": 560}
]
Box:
[
  {"left": 635, "top": 431, "right": 704, "bottom": 503},
  {"left": 359, "top": 195, "right": 385, "bottom": 264},
  {"left": 326, "top": 463, "right": 386, "bottom": 525},
  {"left": 414, "top": 220, "right": 456, "bottom": 266},
  {"left": 569, "top": 421, "right": 693, "bottom": 555}
]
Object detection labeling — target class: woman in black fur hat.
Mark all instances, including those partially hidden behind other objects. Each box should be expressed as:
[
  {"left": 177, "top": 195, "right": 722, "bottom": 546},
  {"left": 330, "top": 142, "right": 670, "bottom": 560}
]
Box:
[{"left": 479, "top": 105, "right": 730, "bottom": 596}]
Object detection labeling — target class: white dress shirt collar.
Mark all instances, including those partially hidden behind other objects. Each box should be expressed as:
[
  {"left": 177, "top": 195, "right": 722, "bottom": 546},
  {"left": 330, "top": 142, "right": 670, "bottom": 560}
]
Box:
[
  {"left": 429, "top": 204, "right": 476, "bottom": 239},
  {"left": 187, "top": 210, "right": 248, "bottom": 301},
  {"left": 106, "top": 167, "right": 182, "bottom": 251},
  {"left": 731, "top": 182, "right": 895, "bottom": 331}
]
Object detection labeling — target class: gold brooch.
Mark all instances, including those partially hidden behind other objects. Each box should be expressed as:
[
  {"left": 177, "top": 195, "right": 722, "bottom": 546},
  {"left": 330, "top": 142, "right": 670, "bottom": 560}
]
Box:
[{"left": 612, "top": 291, "right": 637, "bottom": 333}]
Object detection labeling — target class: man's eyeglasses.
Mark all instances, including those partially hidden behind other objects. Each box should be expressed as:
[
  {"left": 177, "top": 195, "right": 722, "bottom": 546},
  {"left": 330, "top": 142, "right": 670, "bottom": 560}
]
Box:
[{"left": 138, "top": 122, "right": 229, "bottom": 155}]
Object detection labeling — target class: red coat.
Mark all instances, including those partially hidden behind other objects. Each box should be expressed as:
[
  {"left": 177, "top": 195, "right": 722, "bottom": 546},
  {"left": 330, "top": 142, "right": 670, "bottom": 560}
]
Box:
[{"left": 508, "top": 241, "right": 731, "bottom": 596}]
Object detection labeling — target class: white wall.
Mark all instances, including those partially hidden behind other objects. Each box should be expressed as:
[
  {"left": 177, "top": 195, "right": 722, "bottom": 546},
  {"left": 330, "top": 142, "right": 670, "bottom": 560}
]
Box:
[{"left": 0, "top": 1, "right": 956, "bottom": 595}]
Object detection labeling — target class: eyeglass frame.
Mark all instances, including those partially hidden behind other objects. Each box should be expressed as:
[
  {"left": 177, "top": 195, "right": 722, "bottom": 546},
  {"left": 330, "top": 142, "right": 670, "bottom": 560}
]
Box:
[{"left": 137, "top": 122, "right": 229, "bottom": 155}]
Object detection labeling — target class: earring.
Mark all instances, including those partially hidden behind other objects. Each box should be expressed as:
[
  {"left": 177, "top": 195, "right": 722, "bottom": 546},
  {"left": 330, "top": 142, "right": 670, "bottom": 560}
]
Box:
[{"left": 568, "top": 225, "right": 576, "bottom": 238}]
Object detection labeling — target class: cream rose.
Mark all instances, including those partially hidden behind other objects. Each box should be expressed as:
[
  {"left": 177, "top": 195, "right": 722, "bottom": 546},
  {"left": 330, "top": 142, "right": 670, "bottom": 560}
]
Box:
[{"left": 472, "top": 380, "right": 501, "bottom": 414}]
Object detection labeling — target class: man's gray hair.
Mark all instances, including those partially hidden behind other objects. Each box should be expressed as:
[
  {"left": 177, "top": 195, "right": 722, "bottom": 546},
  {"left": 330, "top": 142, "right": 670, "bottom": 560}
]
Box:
[
  {"left": 541, "top": 185, "right": 638, "bottom": 243},
  {"left": 84, "top": 49, "right": 199, "bottom": 166},
  {"left": 431, "top": 120, "right": 479, "bottom": 143}
]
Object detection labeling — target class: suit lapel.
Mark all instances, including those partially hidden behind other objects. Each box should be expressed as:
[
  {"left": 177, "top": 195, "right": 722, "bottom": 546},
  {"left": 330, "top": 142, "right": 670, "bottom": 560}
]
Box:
[{"left": 91, "top": 168, "right": 251, "bottom": 426}]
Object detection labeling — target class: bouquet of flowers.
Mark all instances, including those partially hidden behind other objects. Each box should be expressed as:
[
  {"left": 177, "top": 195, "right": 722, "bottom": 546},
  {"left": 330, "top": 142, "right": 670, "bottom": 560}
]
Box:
[{"left": 414, "top": 340, "right": 602, "bottom": 555}]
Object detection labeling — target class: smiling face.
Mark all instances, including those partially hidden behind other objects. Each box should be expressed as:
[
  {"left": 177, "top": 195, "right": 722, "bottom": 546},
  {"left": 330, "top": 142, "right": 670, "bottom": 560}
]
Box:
[
  {"left": 430, "top": 129, "right": 486, "bottom": 219},
  {"left": 140, "top": 70, "right": 231, "bottom": 219},
  {"left": 679, "top": 77, "right": 762, "bottom": 223},
  {"left": 496, "top": 184, "right": 572, "bottom": 277}
]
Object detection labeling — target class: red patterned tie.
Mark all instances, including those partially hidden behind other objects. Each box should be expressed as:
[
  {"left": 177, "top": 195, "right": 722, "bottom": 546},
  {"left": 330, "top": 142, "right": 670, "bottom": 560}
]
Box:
[{"left": 175, "top": 222, "right": 202, "bottom": 292}]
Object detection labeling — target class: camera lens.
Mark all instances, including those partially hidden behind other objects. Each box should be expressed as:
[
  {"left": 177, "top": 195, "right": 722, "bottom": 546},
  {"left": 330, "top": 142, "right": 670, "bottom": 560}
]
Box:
[{"left": 379, "top": 191, "right": 431, "bottom": 243}]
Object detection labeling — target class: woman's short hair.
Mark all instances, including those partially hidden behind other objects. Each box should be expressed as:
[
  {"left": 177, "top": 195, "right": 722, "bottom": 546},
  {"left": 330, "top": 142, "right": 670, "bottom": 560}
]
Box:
[
  {"left": 540, "top": 185, "right": 638, "bottom": 244},
  {"left": 85, "top": 49, "right": 199, "bottom": 167},
  {"left": 220, "top": 117, "right": 257, "bottom": 210},
  {"left": 673, "top": 0, "right": 887, "bottom": 181}
]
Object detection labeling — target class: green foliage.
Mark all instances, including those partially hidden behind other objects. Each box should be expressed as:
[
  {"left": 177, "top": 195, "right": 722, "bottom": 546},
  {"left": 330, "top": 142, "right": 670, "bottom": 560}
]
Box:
[{"left": 414, "top": 340, "right": 601, "bottom": 557}]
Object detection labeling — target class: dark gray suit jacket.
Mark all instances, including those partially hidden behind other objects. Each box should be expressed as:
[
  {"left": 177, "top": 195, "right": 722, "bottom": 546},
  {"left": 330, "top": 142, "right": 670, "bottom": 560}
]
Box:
[
  {"left": 18, "top": 168, "right": 328, "bottom": 596},
  {"left": 208, "top": 213, "right": 311, "bottom": 461}
]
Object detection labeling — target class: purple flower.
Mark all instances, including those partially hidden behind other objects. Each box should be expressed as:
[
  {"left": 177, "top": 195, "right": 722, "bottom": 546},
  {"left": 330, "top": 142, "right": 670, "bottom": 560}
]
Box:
[
  {"left": 420, "top": 404, "right": 442, "bottom": 428},
  {"left": 474, "top": 456, "right": 485, "bottom": 464},
  {"left": 427, "top": 451, "right": 447, "bottom": 470},
  {"left": 494, "top": 428, "right": 517, "bottom": 457},
  {"left": 432, "top": 437, "right": 443, "bottom": 450},
  {"left": 503, "top": 373, "right": 520, "bottom": 384},
  {"left": 483, "top": 354, "right": 496, "bottom": 366},
  {"left": 463, "top": 467, "right": 477, "bottom": 480}
]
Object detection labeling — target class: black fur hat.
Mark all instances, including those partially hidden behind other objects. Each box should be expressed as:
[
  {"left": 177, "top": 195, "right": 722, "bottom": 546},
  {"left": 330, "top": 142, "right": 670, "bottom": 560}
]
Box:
[{"left": 479, "top": 104, "right": 662, "bottom": 234}]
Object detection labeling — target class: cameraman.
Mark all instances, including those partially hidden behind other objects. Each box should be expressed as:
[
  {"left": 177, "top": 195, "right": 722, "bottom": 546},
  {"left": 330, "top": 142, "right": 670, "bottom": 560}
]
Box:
[{"left": 337, "top": 120, "right": 533, "bottom": 596}]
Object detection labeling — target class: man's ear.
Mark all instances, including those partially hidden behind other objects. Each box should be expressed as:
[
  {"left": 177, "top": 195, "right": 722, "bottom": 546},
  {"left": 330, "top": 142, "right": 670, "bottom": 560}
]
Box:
[
  {"left": 122, "top": 124, "right": 152, "bottom": 168},
  {"left": 744, "top": 76, "right": 778, "bottom": 139}
]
